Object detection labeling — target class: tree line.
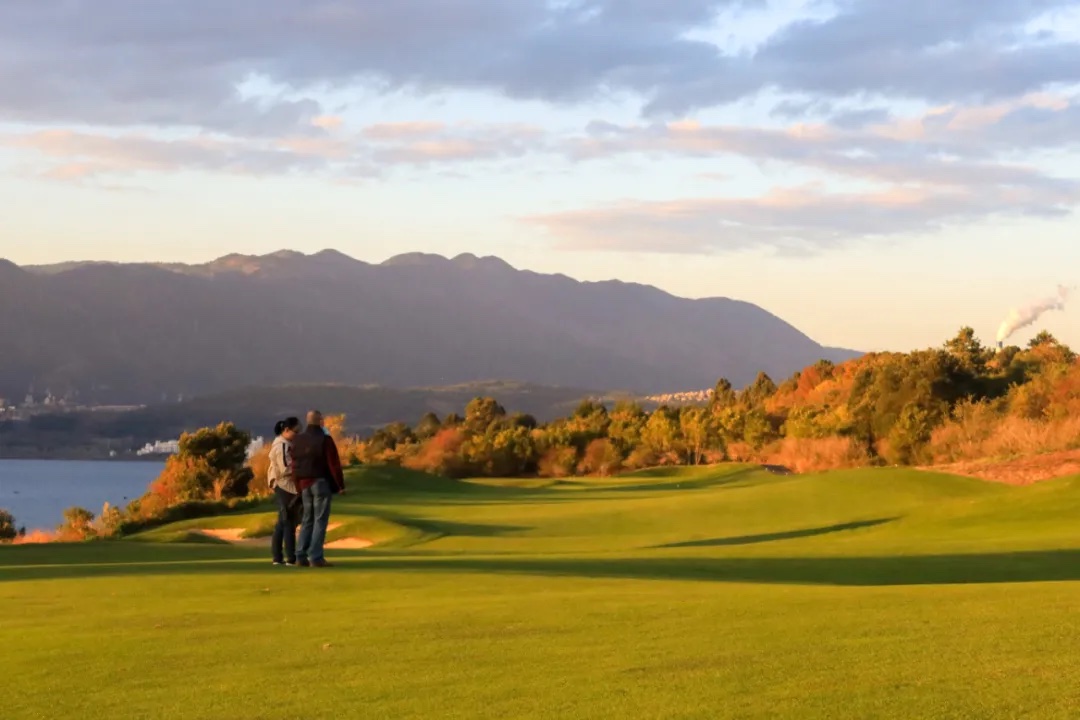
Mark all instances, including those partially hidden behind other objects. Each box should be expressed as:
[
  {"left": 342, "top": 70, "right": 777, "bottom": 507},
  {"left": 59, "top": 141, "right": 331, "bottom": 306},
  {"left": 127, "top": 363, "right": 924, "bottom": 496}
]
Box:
[{"left": 349, "top": 327, "right": 1079, "bottom": 476}]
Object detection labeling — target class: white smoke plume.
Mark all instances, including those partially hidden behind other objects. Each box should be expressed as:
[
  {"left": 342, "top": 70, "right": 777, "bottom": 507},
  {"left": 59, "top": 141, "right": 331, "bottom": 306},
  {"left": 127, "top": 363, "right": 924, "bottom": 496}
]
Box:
[{"left": 996, "top": 285, "right": 1071, "bottom": 344}]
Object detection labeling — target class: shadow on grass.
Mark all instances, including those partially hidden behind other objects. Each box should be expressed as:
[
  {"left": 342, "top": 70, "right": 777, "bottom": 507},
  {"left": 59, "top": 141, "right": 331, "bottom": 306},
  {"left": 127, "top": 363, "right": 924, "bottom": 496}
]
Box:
[
  {"left": 349, "top": 468, "right": 773, "bottom": 507},
  {"left": 410, "top": 520, "right": 532, "bottom": 537},
  {"left": 7, "top": 543, "right": 1080, "bottom": 587},
  {"left": 599, "top": 468, "right": 764, "bottom": 494},
  {"left": 650, "top": 518, "right": 897, "bottom": 549}
]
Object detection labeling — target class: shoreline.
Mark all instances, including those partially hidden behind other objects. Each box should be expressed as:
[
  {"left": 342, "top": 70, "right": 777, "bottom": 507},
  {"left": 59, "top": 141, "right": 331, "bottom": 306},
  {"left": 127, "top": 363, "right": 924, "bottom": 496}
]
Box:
[{"left": 0, "top": 454, "right": 169, "bottom": 463}]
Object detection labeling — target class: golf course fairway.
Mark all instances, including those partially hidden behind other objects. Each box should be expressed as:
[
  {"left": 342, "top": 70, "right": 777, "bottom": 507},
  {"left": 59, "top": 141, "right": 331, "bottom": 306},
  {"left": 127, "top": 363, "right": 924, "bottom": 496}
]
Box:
[{"left": 5, "top": 463, "right": 1080, "bottom": 719}]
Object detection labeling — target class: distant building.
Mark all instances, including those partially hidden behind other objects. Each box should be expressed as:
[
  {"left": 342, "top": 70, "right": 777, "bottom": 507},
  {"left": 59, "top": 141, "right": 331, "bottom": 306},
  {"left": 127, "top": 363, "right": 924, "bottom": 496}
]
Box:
[{"left": 136, "top": 440, "right": 180, "bottom": 456}]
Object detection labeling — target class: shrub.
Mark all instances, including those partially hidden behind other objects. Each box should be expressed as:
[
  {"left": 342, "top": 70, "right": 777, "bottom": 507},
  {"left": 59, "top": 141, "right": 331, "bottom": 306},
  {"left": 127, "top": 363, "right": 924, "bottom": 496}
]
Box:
[
  {"left": 246, "top": 443, "right": 272, "bottom": 497},
  {"left": 622, "top": 446, "right": 658, "bottom": 471},
  {"left": 760, "top": 437, "right": 871, "bottom": 474},
  {"left": 578, "top": 438, "right": 623, "bottom": 477},
  {"left": 0, "top": 508, "right": 16, "bottom": 541},
  {"left": 57, "top": 506, "right": 96, "bottom": 541},
  {"left": 537, "top": 446, "right": 578, "bottom": 478},
  {"left": 13, "top": 529, "right": 58, "bottom": 545},
  {"left": 94, "top": 503, "right": 125, "bottom": 538},
  {"left": 402, "top": 428, "right": 467, "bottom": 477}
]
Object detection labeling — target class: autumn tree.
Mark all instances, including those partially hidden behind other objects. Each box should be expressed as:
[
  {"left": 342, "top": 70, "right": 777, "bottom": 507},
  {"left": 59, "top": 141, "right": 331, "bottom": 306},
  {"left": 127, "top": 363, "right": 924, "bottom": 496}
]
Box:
[
  {"left": 58, "top": 506, "right": 96, "bottom": 540},
  {"left": 742, "top": 372, "right": 778, "bottom": 408},
  {"left": 404, "top": 427, "right": 468, "bottom": 477},
  {"left": 708, "top": 378, "right": 737, "bottom": 412},
  {"left": 180, "top": 423, "right": 254, "bottom": 499},
  {"left": 464, "top": 397, "right": 507, "bottom": 435},
  {"left": 608, "top": 402, "right": 648, "bottom": 455},
  {"left": 642, "top": 406, "right": 681, "bottom": 463},
  {"left": 0, "top": 508, "right": 15, "bottom": 541},
  {"left": 323, "top": 414, "right": 348, "bottom": 441},
  {"left": 415, "top": 412, "right": 442, "bottom": 441},
  {"left": 679, "top": 406, "right": 719, "bottom": 464},
  {"left": 564, "top": 399, "right": 610, "bottom": 451},
  {"left": 1026, "top": 331, "right": 1076, "bottom": 365},
  {"left": 145, "top": 423, "right": 254, "bottom": 508},
  {"left": 579, "top": 438, "right": 622, "bottom": 476},
  {"left": 944, "top": 326, "right": 991, "bottom": 377}
]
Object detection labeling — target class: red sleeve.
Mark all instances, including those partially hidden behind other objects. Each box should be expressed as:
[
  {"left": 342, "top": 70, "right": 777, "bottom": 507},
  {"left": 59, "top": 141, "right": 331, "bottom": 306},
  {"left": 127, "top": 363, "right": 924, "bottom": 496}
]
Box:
[{"left": 324, "top": 436, "right": 345, "bottom": 491}]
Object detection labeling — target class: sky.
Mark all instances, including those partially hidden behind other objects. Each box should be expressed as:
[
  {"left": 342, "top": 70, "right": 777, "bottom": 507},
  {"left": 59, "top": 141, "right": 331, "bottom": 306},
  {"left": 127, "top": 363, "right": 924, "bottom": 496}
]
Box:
[{"left": 1, "top": 0, "right": 1079, "bottom": 353}]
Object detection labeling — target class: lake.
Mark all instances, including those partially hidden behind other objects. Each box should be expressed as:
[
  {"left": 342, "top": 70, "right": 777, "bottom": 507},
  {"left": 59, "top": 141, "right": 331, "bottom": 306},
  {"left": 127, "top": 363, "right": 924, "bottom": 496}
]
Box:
[{"left": 0, "top": 459, "right": 164, "bottom": 531}]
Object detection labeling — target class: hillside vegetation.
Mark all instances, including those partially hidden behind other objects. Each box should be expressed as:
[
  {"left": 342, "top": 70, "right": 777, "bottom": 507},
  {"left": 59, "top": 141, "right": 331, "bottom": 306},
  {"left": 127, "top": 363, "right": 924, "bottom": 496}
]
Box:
[
  {"left": 4, "top": 464, "right": 1080, "bottom": 718},
  {"left": 348, "top": 328, "right": 1080, "bottom": 484}
]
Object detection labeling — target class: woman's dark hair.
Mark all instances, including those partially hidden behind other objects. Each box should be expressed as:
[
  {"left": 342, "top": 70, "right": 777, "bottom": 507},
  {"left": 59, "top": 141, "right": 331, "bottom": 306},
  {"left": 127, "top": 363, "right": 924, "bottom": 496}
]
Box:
[{"left": 273, "top": 417, "right": 301, "bottom": 436}]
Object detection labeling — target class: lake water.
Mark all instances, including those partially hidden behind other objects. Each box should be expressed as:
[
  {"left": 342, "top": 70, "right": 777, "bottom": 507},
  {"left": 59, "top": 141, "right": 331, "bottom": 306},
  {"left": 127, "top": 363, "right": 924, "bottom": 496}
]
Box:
[{"left": 0, "top": 460, "right": 164, "bottom": 531}]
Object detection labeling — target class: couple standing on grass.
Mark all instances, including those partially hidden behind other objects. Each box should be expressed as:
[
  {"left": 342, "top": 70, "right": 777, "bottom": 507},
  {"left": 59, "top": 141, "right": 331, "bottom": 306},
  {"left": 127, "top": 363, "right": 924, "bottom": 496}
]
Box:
[{"left": 266, "top": 410, "right": 346, "bottom": 568}]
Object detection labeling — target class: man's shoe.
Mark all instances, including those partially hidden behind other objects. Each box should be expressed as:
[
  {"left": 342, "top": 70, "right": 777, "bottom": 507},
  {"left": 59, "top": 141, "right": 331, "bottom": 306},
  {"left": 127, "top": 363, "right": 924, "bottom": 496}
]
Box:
[
  {"left": 312, "top": 559, "right": 334, "bottom": 568},
  {"left": 272, "top": 561, "right": 285, "bottom": 566},
  {"left": 297, "top": 558, "right": 311, "bottom": 567}
]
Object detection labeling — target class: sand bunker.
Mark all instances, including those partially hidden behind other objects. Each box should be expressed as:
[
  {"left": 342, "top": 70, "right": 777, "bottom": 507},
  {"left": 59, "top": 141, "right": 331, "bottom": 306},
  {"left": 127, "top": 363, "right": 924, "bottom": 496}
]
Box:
[
  {"left": 194, "top": 522, "right": 348, "bottom": 545},
  {"left": 325, "top": 537, "right": 373, "bottom": 549},
  {"left": 198, "top": 528, "right": 248, "bottom": 542}
]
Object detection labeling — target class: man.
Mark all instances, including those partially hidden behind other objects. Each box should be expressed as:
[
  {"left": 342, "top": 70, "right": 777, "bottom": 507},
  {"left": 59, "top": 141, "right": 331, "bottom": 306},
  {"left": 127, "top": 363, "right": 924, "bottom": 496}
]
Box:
[{"left": 291, "top": 410, "right": 346, "bottom": 568}]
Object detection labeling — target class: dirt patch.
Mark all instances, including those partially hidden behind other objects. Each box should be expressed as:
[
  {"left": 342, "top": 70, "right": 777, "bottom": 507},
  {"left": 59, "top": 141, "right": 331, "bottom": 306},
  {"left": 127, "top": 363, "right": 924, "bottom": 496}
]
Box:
[
  {"left": 325, "top": 537, "right": 373, "bottom": 550},
  {"left": 931, "top": 449, "right": 1080, "bottom": 485}
]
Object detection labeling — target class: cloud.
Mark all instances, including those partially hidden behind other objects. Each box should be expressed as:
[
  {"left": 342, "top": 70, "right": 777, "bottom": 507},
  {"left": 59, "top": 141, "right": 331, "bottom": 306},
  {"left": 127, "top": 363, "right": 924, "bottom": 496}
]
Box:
[
  {"left": 310, "top": 115, "right": 344, "bottom": 130},
  {"left": 6, "top": 130, "right": 330, "bottom": 180},
  {"left": 0, "top": 0, "right": 749, "bottom": 132},
  {"left": 529, "top": 95, "right": 1080, "bottom": 253},
  {"left": 363, "top": 122, "right": 447, "bottom": 140},
  {"left": 650, "top": 0, "right": 1080, "bottom": 115},
  {"left": 367, "top": 123, "right": 545, "bottom": 164},
  {"left": 525, "top": 181, "right": 1080, "bottom": 255},
  {"left": 4, "top": 1, "right": 1080, "bottom": 254},
  {"left": 3, "top": 0, "right": 1075, "bottom": 129},
  {"left": 3, "top": 122, "right": 551, "bottom": 181}
]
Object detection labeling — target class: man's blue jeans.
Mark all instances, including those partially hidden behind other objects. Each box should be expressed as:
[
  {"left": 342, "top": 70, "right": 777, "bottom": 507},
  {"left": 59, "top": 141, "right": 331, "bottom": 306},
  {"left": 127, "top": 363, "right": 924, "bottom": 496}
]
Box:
[{"left": 297, "top": 478, "right": 332, "bottom": 563}]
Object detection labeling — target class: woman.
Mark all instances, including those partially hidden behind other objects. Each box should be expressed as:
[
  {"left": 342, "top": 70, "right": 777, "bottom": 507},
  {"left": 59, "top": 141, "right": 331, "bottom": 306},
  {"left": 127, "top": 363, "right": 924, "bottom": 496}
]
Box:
[{"left": 268, "top": 416, "right": 302, "bottom": 566}]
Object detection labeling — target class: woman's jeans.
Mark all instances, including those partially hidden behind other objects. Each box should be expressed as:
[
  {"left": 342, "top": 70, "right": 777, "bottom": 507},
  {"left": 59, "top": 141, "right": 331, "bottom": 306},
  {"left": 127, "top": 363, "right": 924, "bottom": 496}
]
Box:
[{"left": 272, "top": 486, "right": 300, "bottom": 564}]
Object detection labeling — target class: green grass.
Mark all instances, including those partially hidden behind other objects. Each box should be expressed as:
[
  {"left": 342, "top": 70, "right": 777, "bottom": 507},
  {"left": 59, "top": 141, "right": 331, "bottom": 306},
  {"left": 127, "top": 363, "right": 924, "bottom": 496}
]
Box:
[{"left": 5, "top": 464, "right": 1080, "bottom": 718}]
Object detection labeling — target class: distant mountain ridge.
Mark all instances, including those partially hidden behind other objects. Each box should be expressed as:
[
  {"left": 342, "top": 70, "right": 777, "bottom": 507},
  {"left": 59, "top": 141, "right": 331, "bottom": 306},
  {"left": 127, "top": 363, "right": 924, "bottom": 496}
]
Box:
[{"left": 0, "top": 250, "right": 859, "bottom": 404}]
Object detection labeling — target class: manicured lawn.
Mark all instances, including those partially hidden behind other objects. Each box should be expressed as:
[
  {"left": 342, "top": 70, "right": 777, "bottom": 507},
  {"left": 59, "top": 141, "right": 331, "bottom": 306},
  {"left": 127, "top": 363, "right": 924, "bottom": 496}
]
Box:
[{"left": 4, "top": 464, "right": 1080, "bottom": 719}]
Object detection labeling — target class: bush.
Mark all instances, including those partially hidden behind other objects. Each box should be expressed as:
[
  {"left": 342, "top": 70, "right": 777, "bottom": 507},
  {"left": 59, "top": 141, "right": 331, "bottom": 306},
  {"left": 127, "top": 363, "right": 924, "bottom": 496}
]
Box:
[
  {"left": 538, "top": 446, "right": 578, "bottom": 478},
  {"left": 13, "top": 529, "right": 58, "bottom": 545},
  {"left": 578, "top": 438, "right": 623, "bottom": 477},
  {"left": 94, "top": 502, "right": 125, "bottom": 537},
  {"left": 57, "top": 506, "right": 96, "bottom": 541},
  {"left": 402, "top": 428, "right": 468, "bottom": 477},
  {"left": 246, "top": 443, "right": 272, "bottom": 497},
  {"left": 0, "top": 508, "right": 16, "bottom": 541},
  {"left": 760, "top": 437, "right": 871, "bottom": 474}
]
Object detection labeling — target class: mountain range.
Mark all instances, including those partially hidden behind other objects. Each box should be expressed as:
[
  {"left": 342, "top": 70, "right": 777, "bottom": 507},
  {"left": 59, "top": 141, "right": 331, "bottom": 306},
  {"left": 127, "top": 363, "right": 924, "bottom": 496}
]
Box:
[{"left": 0, "top": 250, "right": 858, "bottom": 405}]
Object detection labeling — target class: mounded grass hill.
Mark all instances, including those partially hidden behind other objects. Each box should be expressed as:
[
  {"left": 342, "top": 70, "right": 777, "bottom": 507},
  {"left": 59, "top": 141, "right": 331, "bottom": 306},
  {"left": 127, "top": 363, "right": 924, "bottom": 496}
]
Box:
[{"left": 4, "top": 464, "right": 1080, "bottom": 718}]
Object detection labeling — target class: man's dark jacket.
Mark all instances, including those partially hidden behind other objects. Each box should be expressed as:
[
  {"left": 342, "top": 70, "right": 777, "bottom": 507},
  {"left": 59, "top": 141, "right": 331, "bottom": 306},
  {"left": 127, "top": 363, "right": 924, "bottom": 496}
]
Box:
[{"left": 291, "top": 426, "right": 345, "bottom": 494}]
